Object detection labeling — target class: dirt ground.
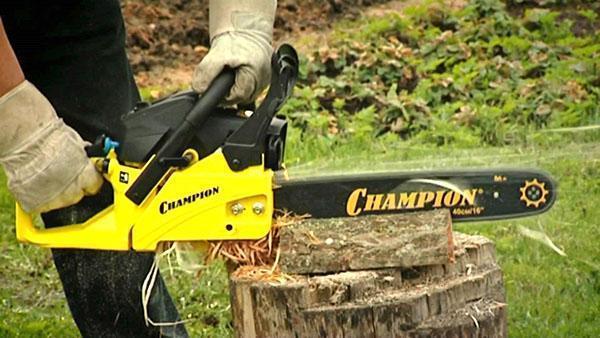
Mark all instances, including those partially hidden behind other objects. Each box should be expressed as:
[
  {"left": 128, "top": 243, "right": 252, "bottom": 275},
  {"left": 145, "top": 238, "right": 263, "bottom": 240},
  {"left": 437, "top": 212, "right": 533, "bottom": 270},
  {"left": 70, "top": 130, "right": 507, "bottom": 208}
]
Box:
[{"left": 122, "top": 0, "right": 395, "bottom": 88}]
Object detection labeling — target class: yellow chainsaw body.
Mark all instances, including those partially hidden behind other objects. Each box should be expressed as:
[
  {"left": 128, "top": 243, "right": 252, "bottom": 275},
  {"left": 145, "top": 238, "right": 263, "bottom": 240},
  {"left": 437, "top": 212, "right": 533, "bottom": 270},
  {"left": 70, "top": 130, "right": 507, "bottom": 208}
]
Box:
[{"left": 15, "top": 149, "right": 274, "bottom": 251}]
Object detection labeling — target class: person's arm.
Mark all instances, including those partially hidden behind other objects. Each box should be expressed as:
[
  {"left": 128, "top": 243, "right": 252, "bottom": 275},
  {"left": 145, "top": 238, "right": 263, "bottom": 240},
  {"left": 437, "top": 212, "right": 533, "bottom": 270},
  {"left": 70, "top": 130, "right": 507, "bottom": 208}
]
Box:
[
  {"left": 0, "top": 18, "right": 25, "bottom": 95},
  {"left": 192, "top": 0, "right": 276, "bottom": 104},
  {"left": 0, "top": 18, "right": 103, "bottom": 213}
]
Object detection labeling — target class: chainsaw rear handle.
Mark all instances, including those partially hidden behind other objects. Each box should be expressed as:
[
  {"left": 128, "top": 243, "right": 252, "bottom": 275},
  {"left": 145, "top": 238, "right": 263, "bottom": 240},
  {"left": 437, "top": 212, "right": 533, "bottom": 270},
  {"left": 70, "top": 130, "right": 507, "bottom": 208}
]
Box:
[{"left": 125, "top": 68, "right": 236, "bottom": 205}]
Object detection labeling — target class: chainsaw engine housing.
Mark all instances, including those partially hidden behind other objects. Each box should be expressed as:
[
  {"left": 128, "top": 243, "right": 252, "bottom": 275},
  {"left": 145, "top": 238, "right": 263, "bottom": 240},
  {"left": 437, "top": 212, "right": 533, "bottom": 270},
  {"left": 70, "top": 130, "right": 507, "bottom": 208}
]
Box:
[{"left": 118, "top": 91, "right": 287, "bottom": 171}]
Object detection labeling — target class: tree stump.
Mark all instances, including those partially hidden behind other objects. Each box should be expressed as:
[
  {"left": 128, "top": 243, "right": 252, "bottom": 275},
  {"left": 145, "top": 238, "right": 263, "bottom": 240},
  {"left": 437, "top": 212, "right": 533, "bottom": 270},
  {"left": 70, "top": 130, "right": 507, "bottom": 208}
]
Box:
[{"left": 229, "top": 210, "right": 507, "bottom": 338}]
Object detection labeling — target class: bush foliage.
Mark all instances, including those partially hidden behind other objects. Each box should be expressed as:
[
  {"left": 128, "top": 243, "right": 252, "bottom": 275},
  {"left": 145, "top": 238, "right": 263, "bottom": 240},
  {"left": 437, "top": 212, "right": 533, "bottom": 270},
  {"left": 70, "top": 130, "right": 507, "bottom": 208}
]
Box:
[{"left": 281, "top": 0, "right": 599, "bottom": 151}]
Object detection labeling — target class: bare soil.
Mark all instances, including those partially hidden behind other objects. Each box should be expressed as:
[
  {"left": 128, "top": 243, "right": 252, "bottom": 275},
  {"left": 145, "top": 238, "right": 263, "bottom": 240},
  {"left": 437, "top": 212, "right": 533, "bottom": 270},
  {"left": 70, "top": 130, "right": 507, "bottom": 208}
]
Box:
[{"left": 122, "top": 0, "right": 395, "bottom": 88}]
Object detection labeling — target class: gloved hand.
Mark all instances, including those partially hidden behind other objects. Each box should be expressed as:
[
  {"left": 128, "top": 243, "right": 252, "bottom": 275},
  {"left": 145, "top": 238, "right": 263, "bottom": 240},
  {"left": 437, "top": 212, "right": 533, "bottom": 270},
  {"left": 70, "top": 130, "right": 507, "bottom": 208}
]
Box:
[
  {"left": 0, "top": 81, "right": 103, "bottom": 213},
  {"left": 192, "top": 0, "right": 276, "bottom": 104}
]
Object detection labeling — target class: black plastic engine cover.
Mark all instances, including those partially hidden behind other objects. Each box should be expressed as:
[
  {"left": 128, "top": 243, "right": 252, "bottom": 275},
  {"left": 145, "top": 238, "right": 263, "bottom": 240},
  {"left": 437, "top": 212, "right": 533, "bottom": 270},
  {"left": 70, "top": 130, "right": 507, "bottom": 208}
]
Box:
[{"left": 118, "top": 91, "right": 287, "bottom": 169}]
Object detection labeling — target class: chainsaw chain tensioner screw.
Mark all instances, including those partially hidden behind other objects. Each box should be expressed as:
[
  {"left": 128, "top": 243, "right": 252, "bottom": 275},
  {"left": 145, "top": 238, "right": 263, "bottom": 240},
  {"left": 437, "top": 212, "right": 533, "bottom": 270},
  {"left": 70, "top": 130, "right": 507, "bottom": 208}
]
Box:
[
  {"left": 231, "top": 203, "right": 245, "bottom": 215},
  {"left": 252, "top": 203, "right": 265, "bottom": 215}
]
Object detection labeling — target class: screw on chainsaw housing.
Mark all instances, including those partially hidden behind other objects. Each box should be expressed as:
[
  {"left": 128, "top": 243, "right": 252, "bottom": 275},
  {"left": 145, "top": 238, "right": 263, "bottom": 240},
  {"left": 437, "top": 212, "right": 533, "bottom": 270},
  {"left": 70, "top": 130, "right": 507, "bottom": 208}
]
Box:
[
  {"left": 231, "top": 203, "right": 245, "bottom": 215},
  {"left": 252, "top": 202, "right": 265, "bottom": 215}
]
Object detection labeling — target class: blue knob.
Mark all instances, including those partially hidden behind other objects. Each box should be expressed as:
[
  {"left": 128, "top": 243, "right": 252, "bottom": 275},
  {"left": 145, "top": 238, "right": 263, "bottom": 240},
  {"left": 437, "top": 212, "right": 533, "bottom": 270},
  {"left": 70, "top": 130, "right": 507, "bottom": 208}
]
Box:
[{"left": 103, "top": 137, "right": 120, "bottom": 154}]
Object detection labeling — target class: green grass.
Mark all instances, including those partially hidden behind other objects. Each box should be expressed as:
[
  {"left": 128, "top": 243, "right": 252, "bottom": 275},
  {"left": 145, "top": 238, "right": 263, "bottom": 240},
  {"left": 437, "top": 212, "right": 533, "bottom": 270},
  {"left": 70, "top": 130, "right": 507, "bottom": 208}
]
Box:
[{"left": 1, "top": 141, "right": 598, "bottom": 336}]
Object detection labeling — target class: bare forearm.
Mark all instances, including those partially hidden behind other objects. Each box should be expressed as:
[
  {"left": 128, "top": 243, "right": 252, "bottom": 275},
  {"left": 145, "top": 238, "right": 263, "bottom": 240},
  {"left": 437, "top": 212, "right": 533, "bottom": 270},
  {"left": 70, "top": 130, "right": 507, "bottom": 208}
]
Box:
[{"left": 0, "top": 18, "right": 25, "bottom": 96}]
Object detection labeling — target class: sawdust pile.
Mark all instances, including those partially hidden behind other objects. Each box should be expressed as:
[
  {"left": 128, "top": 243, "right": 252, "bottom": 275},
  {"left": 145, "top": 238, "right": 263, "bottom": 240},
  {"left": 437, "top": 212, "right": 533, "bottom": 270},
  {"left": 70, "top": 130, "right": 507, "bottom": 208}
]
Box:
[
  {"left": 160, "top": 212, "right": 308, "bottom": 281},
  {"left": 206, "top": 214, "right": 307, "bottom": 280}
]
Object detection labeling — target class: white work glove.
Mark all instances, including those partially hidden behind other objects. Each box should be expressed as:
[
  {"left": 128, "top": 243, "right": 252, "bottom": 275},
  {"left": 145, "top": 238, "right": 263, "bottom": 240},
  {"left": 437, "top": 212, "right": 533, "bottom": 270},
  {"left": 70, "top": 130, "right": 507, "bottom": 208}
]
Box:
[
  {"left": 192, "top": 0, "right": 276, "bottom": 104},
  {"left": 0, "top": 81, "right": 103, "bottom": 213}
]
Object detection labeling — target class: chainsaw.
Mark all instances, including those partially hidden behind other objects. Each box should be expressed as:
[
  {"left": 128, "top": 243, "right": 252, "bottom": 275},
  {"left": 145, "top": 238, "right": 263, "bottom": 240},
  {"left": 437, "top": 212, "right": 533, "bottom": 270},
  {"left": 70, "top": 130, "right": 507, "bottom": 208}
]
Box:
[{"left": 15, "top": 44, "right": 557, "bottom": 251}]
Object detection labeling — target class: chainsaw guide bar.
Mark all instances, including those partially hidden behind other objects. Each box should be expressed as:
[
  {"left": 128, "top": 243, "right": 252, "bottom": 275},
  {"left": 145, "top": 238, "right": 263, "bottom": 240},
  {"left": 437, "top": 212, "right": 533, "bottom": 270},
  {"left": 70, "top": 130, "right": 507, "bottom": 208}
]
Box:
[{"left": 274, "top": 169, "right": 556, "bottom": 222}]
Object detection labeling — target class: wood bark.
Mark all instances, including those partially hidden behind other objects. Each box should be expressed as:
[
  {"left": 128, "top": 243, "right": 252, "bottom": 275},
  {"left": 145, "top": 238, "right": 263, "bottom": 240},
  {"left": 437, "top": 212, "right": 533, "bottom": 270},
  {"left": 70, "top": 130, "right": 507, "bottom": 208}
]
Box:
[
  {"left": 279, "top": 209, "right": 454, "bottom": 274},
  {"left": 230, "top": 211, "right": 507, "bottom": 338}
]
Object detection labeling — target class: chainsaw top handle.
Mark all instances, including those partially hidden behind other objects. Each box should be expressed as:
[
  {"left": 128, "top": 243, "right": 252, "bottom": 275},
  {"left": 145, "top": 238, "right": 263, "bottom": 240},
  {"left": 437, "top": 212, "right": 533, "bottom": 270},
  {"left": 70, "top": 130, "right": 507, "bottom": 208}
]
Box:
[
  {"left": 125, "top": 68, "right": 235, "bottom": 205},
  {"left": 222, "top": 44, "right": 299, "bottom": 171}
]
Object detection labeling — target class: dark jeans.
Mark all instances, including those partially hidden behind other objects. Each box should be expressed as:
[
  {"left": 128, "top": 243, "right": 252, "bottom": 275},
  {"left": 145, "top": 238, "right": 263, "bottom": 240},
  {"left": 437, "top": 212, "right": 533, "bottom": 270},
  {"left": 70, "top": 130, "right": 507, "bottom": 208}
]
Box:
[{"left": 1, "top": 1, "right": 187, "bottom": 336}]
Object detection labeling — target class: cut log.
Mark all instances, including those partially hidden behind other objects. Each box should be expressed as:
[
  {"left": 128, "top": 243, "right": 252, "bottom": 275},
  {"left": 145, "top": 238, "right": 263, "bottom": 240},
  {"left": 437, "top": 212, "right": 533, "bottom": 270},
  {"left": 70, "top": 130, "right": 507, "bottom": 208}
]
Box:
[
  {"left": 405, "top": 299, "right": 507, "bottom": 338},
  {"left": 230, "top": 225, "right": 506, "bottom": 337},
  {"left": 279, "top": 209, "right": 454, "bottom": 274}
]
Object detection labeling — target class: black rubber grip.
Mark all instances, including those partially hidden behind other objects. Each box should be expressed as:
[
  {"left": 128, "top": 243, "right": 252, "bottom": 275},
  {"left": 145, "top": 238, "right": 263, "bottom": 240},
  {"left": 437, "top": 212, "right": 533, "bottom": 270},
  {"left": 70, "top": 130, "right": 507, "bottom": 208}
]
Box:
[{"left": 125, "top": 69, "right": 236, "bottom": 205}]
